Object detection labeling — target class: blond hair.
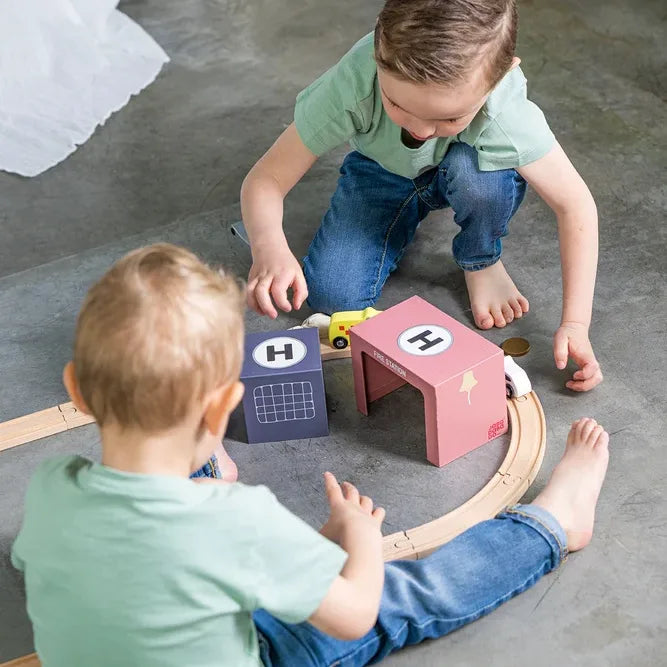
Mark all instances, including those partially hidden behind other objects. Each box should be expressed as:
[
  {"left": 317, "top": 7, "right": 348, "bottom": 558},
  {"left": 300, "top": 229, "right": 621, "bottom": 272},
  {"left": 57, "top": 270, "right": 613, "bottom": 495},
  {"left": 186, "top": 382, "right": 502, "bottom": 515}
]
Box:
[
  {"left": 73, "top": 243, "right": 245, "bottom": 431},
  {"left": 374, "top": 0, "right": 517, "bottom": 89}
]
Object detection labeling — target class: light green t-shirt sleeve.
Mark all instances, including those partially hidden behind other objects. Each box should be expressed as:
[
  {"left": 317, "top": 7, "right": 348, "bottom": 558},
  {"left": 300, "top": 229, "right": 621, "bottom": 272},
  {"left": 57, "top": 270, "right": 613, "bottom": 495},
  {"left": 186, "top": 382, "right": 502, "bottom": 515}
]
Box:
[
  {"left": 294, "top": 34, "right": 376, "bottom": 156},
  {"left": 243, "top": 486, "right": 348, "bottom": 624},
  {"left": 10, "top": 541, "right": 25, "bottom": 571},
  {"left": 11, "top": 457, "right": 344, "bottom": 667},
  {"left": 11, "top": 455, "right": 73, "bottom": 573},
  {"left": 463, "top": 68, "right": 555, "bottom": 171}
]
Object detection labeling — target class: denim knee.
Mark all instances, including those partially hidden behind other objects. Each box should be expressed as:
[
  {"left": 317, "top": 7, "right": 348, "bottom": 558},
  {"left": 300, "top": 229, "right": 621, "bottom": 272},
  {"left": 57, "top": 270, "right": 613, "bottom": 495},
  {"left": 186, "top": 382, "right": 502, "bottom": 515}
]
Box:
[
  {"left": 303, "top": 255, "right": 375, "bottom": 314},
  {"left": 442, "top": 142, "right": 526, "bottom": 270},
  {"left": 443, "top": 142, "right": 525, "bottom": 211}
]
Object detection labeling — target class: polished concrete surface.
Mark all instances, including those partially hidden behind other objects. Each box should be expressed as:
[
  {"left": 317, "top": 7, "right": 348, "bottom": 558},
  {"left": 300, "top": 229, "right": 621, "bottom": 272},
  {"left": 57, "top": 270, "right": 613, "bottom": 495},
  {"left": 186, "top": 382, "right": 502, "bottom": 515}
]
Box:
[{"left": 1, "top": 0, "right": 665, "bottom": 664}]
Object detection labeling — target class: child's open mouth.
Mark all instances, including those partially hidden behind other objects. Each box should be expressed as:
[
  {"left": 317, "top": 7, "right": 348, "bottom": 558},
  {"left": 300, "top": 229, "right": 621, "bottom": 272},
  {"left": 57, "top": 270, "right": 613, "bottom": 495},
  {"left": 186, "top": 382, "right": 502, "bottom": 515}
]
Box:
[{"left": 408, "top": 130, "right": 433, "bottom": 141}]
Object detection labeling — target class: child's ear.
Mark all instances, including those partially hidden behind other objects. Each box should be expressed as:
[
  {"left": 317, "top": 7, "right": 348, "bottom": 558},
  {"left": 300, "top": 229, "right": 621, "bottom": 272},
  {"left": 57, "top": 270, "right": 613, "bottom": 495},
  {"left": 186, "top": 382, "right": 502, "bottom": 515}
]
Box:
[
  {"left": 62, "top": 362, "right": 92, "bottom": 415},
  {"left": 203, "top": 381, "right": 245, "bottom": 436},
  {"left": 509, "top": 56, "right": 521, "bottom": 71}
]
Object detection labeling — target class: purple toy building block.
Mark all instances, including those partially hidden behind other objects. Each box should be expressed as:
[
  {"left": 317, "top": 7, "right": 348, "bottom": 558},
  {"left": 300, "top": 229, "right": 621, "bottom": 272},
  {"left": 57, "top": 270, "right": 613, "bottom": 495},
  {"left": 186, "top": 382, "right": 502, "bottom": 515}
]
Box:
[{"left": 240, "top": 327, "right": 328, "bottom": 444}]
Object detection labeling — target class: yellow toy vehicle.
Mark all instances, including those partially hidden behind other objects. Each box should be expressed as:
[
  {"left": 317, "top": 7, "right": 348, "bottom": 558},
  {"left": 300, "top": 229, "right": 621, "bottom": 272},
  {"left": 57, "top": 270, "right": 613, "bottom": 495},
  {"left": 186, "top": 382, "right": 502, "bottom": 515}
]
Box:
[{"left": 328, "top": 307, "right": 381, "bottom": 349}]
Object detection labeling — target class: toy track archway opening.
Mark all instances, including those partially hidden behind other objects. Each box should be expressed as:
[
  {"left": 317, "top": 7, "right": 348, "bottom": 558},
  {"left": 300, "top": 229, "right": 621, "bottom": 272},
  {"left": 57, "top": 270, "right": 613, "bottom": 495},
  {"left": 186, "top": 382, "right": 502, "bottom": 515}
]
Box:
[
  {"left": 320, "top": 340, "right": 547, "bottom": 560},
  {"left": 381, "top": 391, "right": 546, "bottom": 560}
]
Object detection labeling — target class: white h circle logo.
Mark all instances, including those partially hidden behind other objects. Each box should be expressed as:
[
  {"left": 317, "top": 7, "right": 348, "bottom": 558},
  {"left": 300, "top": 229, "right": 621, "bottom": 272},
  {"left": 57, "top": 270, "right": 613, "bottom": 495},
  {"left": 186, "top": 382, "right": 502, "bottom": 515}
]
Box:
[
  {"left": 397, "top": 325, "right": 453, "bottom": 356},
  {"left": 252, "top": 336, "right": 307, "bottom": 369}
]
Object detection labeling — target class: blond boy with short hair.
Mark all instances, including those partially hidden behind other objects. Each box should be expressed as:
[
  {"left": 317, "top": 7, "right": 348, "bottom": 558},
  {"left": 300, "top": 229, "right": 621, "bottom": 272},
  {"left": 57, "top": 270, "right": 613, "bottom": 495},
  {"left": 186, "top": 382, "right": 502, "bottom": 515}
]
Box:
[
  {"left": 13, "top": 243, "right": 609, "bottom": 666},
  {"left": 242, "top": 0, "right": 603, "bottom": 392}
]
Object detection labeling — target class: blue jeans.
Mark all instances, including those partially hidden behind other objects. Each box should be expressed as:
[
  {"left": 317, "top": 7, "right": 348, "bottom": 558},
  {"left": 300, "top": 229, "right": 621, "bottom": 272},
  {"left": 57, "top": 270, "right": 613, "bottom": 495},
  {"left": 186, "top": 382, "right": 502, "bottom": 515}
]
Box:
[
  {"left": 254, "top": 504, "right": 566, "bottom": 666},
  {"left": 189, "top": 454, "right": 222, "bottom": 479},
  {"left": 303, "top": 143, "right": 526, "bottom": 314}
]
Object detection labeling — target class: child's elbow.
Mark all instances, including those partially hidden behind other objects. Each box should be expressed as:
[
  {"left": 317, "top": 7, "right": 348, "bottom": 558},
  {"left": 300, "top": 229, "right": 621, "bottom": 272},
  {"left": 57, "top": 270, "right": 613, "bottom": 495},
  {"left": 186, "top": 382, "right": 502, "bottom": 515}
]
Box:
[
  {"left": 240, "top": 170, "right": 257, "bottom": 201},
  {"left": 328, "top": 606, "right": 378, "bottom": 641},
  {"left": 241, "top": 164, "right": 281, "bottom": 202}
]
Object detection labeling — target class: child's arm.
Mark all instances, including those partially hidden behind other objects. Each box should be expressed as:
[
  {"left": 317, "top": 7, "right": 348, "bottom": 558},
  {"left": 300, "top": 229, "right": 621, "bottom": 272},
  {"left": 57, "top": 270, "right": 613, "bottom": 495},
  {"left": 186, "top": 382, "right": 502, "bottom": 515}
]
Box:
[
  {"left": 307, "top": 472, "right": 385, "bottom": 640},
  {"left": 518, "top": 142, "right": 603, "bottom": 392},
  {"left": 241, "top": 123, "right": 318, "bottom": 318}
]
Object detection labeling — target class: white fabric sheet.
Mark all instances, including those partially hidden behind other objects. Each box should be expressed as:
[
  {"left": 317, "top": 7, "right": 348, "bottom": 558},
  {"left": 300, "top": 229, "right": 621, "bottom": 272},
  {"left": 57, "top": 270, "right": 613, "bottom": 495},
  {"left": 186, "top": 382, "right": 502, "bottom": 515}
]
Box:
[{"left": 0, "top": 0, "right": 169, "bottom": 177}]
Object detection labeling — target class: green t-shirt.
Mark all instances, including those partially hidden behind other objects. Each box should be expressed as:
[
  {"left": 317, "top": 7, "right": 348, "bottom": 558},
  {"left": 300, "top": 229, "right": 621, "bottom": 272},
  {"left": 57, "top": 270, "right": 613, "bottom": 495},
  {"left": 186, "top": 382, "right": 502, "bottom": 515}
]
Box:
[
  {"left": 12, "top": 455, "right": 347, "bottom": 667},
  {"left": 294, "top": 33, "right": 555, "bottom": 179}
]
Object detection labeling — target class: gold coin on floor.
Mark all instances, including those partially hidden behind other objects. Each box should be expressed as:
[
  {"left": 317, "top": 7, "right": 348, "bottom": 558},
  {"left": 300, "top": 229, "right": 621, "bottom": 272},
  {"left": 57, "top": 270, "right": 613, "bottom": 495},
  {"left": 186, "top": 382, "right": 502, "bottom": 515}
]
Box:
[{"left": 501, "top": 337, "right": 530, "bottom": 357}]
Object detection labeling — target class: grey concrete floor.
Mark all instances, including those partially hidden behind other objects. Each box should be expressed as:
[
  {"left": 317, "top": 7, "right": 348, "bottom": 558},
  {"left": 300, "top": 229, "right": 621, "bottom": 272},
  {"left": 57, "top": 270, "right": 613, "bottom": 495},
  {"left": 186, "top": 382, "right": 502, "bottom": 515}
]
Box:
[{"left": 1, "top": 0, "right": 666, "bottom": 665}]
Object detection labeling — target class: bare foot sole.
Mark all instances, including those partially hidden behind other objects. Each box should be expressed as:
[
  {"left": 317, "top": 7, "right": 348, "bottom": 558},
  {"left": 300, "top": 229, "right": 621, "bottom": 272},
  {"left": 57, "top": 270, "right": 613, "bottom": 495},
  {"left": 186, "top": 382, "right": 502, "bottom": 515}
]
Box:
[
  {"left": 532, "top": 418, "right": 609, "bottom": 551},
  {"left": 464, "top": 261, "right": 529, "bottom": 329}
]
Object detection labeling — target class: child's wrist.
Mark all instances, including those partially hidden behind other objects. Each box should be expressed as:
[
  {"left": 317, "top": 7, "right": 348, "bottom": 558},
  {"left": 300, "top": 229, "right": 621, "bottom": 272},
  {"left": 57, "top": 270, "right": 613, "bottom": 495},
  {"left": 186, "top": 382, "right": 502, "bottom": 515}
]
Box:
[
  {"left": 339, "top": 519, "right": 382, "bottom": 551},
  {"left": 559, "top": 319, "right": 590, "bottom": 330},
  {"left": 251, "top": 233, "right": 290, "bottom": 257}
]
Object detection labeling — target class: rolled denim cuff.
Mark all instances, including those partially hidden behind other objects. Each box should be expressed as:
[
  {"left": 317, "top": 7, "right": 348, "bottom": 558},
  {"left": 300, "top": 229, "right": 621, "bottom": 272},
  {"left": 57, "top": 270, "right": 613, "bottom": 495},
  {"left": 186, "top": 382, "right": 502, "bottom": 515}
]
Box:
[
  {"left": 456, "top": 254, "right": 502, "bottom": 272},
  {"left": 189, "top": 454, "right": 222, "bottom": 480},
  {"left": 500, "top": 503, "right": 568, "bottom": 567}
]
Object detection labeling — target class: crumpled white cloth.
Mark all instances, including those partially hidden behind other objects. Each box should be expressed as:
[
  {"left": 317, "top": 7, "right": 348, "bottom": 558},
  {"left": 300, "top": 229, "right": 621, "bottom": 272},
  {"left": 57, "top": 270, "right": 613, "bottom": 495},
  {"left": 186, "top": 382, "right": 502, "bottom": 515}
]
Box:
[{"left": 0, "top": 0, "right": 169, "bottom": 177}]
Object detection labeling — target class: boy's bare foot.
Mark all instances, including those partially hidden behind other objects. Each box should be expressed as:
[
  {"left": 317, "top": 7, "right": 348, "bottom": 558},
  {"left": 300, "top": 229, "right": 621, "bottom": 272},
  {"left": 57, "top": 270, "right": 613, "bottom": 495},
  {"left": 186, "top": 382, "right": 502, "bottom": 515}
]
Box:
[
  {"left": 464, "top": 261, "right": 529, "bottom": 329},
  {"left": 532, "top": 418, "right": 609, "bottom": 552}
]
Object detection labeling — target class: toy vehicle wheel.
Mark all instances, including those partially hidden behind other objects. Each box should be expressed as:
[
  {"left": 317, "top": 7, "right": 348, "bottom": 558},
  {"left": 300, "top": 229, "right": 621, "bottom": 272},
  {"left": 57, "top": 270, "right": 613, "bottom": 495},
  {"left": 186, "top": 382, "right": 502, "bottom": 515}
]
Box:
[
  {"left": 332, "top": 336, "right": 348, "bottom": 350},
  {"left": 504, "top": 356, "right": 532, "bottom": 399}
]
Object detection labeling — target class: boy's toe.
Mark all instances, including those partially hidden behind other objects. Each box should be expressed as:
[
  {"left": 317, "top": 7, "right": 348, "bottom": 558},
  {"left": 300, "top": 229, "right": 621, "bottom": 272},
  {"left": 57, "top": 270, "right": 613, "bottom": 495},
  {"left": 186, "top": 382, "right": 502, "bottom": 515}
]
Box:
[
  {"left": 595, "top": 430, "right": 610, "bottom": 450},
  {"left": 587, "top": 424, "right": 604, "bottom": 447},
  {"left": 509, "top": 298, "right": 523, "bottom": 318},
  {"left": 472, "top": 305, "right": 494, "bottom": 329},
  {"left": 573, "top": 418, "right": 589, "bottom": 439},
  {"left": 491, "top": 306, "right": 506, "bottom": 327},
  {"left": 580, "top": 419, "right": 598, "bottom": 442}
]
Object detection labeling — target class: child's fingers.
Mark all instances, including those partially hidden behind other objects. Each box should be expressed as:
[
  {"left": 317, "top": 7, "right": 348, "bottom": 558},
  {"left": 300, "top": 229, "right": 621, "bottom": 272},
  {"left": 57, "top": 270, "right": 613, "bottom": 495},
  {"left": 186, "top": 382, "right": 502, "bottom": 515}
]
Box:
[
  {"left": 578, "top": 359, "right": 600, "bottom": 379},
  {"left": 255, "top": 277, "right": 278, "bottom": 319},
  {"left": 342, "top": 481, "right": 360, "bottom": 504},
  {"left": 270, "top": 273, "right": 294, "bottom": 313},
  {"left": 553, "top": 331, "right": 569, "bottom": 370},
  {"left": 566, "top": 366, "right": 603, "bottom": 391},
  {"left": 247, "top": 274, "right": 259, "bottom": 292},
  {"left": 246, "top": 274, "right": 261, "bottom": 313},
  {"left": 292, "top": 270, "right": 309, "bottom": 311},
  {"left": 570, "top": 359, "right": 600, "bottom": 382},
  {"left": 323, "top": 472, "right": 343, "bottom": 505},
  {"left": 246, "top": 284, "right": 262, "bottom": 314}
]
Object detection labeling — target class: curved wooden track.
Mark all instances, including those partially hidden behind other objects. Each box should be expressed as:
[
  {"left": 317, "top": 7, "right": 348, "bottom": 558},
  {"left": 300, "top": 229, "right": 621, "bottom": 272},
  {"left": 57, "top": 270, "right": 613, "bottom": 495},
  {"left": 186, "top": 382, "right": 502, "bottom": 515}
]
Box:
[
  {"left": 2, "top": 656, "right": 38, "bottom": 667},
  {"left": 382, "top": 391, "right": 546, "bottom": 561},
  {"left": 0, "top": 341, "right": 545, "bottom": 667},
  {"left": 321, "top": 340, "right": 547, "bottom": 561}
]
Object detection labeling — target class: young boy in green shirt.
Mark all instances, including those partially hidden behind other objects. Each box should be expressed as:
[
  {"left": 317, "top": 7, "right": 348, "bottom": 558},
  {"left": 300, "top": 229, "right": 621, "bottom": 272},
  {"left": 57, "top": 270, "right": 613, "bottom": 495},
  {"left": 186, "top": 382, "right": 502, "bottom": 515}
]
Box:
[
  {"left": 241, "top": 0, "right": 603, "bottom": 392},
  {"left": 13, "top": 243, "right": 609, "bottom": 666}
]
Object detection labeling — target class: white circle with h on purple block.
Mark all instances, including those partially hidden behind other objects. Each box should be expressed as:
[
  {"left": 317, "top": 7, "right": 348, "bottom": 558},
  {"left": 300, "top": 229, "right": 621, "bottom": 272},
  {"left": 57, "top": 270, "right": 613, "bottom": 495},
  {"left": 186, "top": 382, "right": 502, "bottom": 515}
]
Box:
[
  {"left": 397, "top": 325, "right": 453, "bottom": 356},
  {"left": 252, "top": 336, "right": 308, "bottom": 369}
]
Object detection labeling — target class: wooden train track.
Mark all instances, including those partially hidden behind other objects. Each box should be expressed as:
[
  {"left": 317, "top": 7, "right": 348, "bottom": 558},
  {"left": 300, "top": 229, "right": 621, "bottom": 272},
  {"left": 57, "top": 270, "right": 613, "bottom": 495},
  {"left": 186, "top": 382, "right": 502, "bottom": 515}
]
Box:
[
  {"left": 0, "top": 343, "right": 546, "bottom": 667},
  {"left": 0, "top": 402, "right": 94, "bottom": 454},
  {"left": 0, "top": 342, "right": 346, "bottom": 453},
  {"left": 382, "top": 391, "right": 546, "bottom": 560}
]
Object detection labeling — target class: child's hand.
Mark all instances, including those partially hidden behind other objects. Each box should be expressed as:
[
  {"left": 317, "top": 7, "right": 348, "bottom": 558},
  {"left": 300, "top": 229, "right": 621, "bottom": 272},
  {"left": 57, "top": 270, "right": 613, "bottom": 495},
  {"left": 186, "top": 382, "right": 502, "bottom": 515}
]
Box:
[
  {"left": 553, "top": 322, "right": 603, "bottom": 391},
  {"left": 247, "top": 245, "right": 308, "bottom": 318},
  {"left": 320, "top": 472, "right": 385, "bottom": 545}
]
